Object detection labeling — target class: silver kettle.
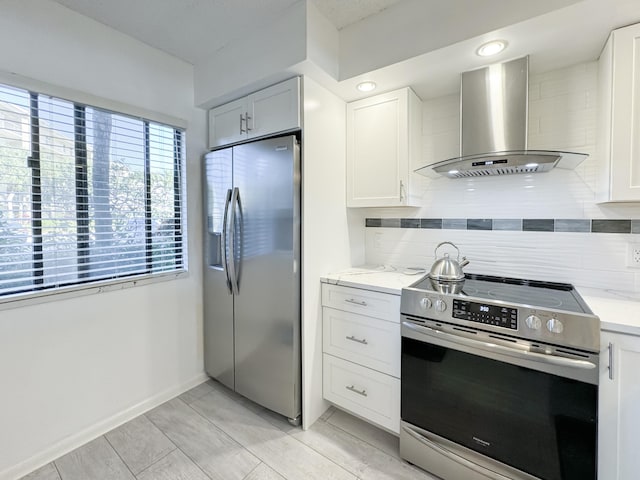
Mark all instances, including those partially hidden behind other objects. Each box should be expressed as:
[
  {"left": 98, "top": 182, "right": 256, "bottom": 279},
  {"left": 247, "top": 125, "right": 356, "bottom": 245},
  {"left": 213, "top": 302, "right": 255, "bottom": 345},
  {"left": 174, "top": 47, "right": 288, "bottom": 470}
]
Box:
[{"left": 428, "top": 241, "right": 469, "bottom": 282}]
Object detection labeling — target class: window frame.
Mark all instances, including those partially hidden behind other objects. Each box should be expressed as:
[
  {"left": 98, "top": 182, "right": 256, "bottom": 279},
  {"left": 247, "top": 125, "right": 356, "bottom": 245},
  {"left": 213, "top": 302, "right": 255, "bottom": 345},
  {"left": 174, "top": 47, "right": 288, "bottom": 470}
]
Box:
[{"left": 0, "top": 79, "right": 189, "bottom": 309}]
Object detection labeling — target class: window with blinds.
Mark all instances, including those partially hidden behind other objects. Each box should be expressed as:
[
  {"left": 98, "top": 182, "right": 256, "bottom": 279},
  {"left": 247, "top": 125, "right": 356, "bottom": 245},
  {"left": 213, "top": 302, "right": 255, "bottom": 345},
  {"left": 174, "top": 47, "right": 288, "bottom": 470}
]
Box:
[{"left": 0, "top": 83, "right": 185, "bottom": 298}]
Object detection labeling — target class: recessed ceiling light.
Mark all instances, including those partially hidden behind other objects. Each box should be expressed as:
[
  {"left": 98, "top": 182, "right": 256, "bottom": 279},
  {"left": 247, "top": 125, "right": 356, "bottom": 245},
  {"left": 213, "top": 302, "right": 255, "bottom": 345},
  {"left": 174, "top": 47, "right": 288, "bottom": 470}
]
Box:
[
  {"left": 356, "top": 81, "right": 376, "bottom": 92},
  {"left": 476, "top": 40, "right": 508, "bottom": 57}
]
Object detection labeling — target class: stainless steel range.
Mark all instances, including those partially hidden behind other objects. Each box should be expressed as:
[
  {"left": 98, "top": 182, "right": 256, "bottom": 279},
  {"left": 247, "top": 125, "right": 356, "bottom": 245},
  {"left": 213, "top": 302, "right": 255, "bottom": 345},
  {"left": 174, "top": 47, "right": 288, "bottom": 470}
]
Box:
[{"left": 400, "top": 273, "right": 600, "bottom": 480}]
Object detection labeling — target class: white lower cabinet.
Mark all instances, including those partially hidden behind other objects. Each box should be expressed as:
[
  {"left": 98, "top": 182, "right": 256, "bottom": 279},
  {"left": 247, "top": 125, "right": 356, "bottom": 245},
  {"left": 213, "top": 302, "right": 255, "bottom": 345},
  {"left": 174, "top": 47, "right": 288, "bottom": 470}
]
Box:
[
  {"left": 321, "top": 282, "right": 401, "bottom": 434},
  {"left": 323, "top": 307, "right": 400, "bottom": 377},
  {"left": 323, "top": 354, "right": 400, "bottom": 433},
  {"left": 322, "top": 283, "right": 401, "bottom": 319},
  {"left": 599, "top": 330, "right": 640, "bottom": 479}
]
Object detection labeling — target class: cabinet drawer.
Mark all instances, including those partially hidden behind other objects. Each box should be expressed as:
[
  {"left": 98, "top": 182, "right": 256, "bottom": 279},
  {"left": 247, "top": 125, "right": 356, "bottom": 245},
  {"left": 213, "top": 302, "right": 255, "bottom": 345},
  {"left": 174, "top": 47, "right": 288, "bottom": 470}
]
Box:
[
  {"left": 323, "top": 353, "right": 400, "bottom": 434},
  {"left": 321, "top": 283, "right": 400, "bottom": 322},
  {"left": 323, "top": 307, "right": 400, "bottom": 377}
]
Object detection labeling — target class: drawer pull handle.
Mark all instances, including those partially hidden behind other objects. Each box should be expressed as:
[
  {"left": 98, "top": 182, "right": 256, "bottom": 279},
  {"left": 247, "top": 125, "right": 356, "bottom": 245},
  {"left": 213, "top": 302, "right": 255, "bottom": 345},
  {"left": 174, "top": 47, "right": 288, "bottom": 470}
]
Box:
[
  {"left": 346, "top": 335, "right": 368, "bottom": 345},
  {"left": 345, "top": 298, "right": 368, "bottom": 306},
  {"left": 346, "top": 385, "right": 367, "bottom": 397}
]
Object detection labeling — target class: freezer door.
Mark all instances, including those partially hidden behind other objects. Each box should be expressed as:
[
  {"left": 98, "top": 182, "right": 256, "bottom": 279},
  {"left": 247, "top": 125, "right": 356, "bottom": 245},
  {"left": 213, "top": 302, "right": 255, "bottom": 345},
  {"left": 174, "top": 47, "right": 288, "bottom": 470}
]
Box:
[
  {"left": 203, "top": 148, "right": 235, "bottom": 389},
  {"left": 232, "top": 135, "right": 301, "bottom": 419}
]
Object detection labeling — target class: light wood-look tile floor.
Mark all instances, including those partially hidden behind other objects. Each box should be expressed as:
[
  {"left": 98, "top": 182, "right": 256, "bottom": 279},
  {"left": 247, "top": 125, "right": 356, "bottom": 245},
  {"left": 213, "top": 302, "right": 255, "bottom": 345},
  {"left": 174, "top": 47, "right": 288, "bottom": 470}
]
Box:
[{"left": 21, "top": 379, "right": 438, "bottom": 480}]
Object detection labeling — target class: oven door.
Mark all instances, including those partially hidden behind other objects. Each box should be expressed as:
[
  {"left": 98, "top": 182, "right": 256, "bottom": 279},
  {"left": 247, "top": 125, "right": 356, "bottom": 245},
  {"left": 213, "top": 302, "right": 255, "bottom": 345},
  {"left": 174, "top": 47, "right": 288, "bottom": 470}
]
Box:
[{"left": 400, "top": 319, "right": 598, "bottom": 480}]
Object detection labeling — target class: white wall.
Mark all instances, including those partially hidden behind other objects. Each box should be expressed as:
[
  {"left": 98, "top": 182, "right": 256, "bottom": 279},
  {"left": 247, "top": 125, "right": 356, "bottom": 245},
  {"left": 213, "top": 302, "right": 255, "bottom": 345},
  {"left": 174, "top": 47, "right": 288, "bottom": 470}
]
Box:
[
  {"left": 301, "top": 77, "right": 365, "bottom": 429},
  {"left": 305, "top": 0, "right": 339, "bottom": 81},
  {"left": 0, "top": 2, "right": 207, "bottom": 478},
  {"left": 193, "top": 0, "right": 343, "bottom": 111},
  {"left": 364, "top": 62, "right": 640, "bottom": 296}
]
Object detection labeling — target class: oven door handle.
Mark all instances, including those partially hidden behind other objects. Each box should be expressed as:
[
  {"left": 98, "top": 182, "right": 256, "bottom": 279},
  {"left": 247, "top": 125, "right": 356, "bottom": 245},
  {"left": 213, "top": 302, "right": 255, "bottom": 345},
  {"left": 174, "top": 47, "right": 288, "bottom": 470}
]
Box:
[
  {"left": 402, "top": 424, "right": 513, "bottom": 480},
  {"left": 402, "top": 321, "right": 597, "bottom": 370}
]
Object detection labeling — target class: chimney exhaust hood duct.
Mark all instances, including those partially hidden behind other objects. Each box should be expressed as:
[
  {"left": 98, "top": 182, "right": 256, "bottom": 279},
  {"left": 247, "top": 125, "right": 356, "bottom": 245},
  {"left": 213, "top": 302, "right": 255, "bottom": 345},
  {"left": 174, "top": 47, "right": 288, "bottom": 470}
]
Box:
[{"left": 415, "top": 56, "right": 588, "bottom": 179}]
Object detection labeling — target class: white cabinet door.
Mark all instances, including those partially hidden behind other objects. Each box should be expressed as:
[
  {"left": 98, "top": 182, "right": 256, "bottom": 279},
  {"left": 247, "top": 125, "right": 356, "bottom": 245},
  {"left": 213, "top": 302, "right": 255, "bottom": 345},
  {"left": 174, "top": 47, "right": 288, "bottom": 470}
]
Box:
[
  {"left": 248, "top": 77, "right": 300, "bottom": 140},
  {"left": 346, "top": 87, "right": 421, "bottom": 207},
  {"left": 599, "top": 330, "right": 640, "bottom": 479},
  {"left": 598, "top": 22, "right": 640, "bottom": 203},
  {"left": 208, "top": 98, "right": 247, "bottom": 149},
  {"left": 208, "top": 77, "right": 301, "bottom": 149}
]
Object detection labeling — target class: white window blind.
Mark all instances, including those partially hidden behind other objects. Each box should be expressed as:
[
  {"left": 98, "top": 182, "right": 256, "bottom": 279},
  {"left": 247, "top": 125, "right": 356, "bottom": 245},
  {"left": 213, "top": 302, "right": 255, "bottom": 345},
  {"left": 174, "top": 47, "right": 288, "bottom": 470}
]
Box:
[{"left": 0, "top": 83, "right": 185, "bottom": 297}]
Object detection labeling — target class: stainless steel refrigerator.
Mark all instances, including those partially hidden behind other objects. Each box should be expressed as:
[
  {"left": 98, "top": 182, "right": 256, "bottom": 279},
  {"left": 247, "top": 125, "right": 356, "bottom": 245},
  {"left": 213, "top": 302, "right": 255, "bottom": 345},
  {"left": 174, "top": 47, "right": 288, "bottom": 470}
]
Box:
[{"left": 203, "top": 134, "right": 301, "bottom": 423}]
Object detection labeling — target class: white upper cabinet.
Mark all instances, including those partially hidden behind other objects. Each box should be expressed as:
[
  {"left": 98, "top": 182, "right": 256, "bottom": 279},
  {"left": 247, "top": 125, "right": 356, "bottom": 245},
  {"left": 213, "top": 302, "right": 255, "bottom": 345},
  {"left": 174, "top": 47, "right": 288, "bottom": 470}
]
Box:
[
  {"left": 208, "top": 77, "right": 301, "bottom": 149},
  {"left": 346, "top": 87, "right": 422, "bottom": 207},
  {"left": 599, "top": 330, "right": 640, "bottom": 479},
  {"left": 248, "top": 78, "right": 300, "bottom": 140},
  {"left": 597, "top": 22, "right": 640, "bottom": 203},
  {"left": 208, "top": 98, "right": 247, "bottom": 147}
]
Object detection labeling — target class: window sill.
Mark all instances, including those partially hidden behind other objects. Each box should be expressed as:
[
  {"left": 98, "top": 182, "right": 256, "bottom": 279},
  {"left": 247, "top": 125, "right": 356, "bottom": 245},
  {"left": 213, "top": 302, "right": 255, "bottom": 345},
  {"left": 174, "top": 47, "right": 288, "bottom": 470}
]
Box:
[{"left": 0, "top": 270, "right": 188, "bottom": 312}]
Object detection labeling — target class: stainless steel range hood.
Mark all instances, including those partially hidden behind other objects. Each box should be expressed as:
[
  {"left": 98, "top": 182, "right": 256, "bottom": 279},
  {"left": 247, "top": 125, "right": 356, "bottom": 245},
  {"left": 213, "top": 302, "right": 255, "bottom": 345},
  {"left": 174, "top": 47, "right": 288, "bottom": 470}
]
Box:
[{"left": 415, "top": 56, "right": 588, "bottom": 179}]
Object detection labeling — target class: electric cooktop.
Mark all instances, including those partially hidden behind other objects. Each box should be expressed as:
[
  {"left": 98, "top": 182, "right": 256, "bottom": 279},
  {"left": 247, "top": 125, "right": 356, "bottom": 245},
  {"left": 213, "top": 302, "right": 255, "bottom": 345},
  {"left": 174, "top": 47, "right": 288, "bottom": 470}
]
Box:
[{"left": 410, "top": 273, "right": 592, "bottom": 314}]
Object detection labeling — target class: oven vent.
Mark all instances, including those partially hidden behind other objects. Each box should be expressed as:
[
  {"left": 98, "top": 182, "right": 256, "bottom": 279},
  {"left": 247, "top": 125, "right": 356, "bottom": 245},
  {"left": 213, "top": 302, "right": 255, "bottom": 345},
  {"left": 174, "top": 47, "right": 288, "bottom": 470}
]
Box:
[
  {"left": 488, "top": 334, "right": 518, "bottom": 343},
  {"left": 405, "top": 315, "right": 426, "bottom": 324},
  {"left": 556, "top": 348, "right": 590, "bottom": 359},
  {"left": 453, "top": 326, "right": 478, "bottom": 335}
]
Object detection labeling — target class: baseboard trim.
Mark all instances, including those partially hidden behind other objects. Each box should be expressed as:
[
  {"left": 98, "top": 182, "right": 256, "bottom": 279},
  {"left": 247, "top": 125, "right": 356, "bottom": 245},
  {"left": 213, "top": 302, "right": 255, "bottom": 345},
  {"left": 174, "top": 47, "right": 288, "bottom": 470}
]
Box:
[{"left": 1, "top": 372, "right": 209, "bottom": 480}]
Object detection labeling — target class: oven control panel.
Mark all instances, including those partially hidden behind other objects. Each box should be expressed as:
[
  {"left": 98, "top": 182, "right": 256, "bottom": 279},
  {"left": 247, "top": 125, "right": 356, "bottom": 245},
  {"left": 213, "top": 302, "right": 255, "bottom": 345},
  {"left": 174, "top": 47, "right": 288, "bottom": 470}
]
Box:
[{"left": 452, "top": 299, "right": 518, "bottom": 329}]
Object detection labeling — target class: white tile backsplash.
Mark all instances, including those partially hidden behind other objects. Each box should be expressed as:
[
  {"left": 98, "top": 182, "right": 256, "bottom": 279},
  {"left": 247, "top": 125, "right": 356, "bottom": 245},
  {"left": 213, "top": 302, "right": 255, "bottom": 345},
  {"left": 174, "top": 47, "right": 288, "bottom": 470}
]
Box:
[
  {"left": 362, "top": 61, "right": 640, "bottom": 294},
  {"left": 365, "top": 228, "right": 640, "bottom": 293}
]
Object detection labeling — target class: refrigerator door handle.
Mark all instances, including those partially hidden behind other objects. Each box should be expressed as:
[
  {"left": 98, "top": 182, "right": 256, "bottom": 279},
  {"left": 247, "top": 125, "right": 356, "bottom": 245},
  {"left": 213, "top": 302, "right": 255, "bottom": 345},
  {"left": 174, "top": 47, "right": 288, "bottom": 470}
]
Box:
[
  {"left": 235, "top": 188, "right": 243, "bottom": 292},
  {"left": 222, "top": 188, "right": 233, "bottom": 294},
  {"left": 229, "top": 187, "right": 240, "bottom": 295}
]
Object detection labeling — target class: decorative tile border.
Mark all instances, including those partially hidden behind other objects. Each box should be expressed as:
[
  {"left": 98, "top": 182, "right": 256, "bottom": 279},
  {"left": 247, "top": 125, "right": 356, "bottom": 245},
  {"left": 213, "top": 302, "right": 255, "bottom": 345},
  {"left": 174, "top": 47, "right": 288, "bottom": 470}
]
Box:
[{"left": 365, "top": 218, "right": 640, "bottom": 234}]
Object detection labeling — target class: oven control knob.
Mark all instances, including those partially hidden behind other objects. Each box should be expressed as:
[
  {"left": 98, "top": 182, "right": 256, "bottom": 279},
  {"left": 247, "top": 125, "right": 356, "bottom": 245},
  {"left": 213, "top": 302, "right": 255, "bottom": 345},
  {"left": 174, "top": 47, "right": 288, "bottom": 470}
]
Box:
[
  {"left": 435, "top": 299, "right": 447, "bottom": 312},
  {"left": 547, "top": 318, "right": 564, "bottom": 334},
  {"left": 420, "top": 297, "right": 432, "bottom": 309},
  {"left": 525, "top": 315, "right": 542, "bottom": 330}
]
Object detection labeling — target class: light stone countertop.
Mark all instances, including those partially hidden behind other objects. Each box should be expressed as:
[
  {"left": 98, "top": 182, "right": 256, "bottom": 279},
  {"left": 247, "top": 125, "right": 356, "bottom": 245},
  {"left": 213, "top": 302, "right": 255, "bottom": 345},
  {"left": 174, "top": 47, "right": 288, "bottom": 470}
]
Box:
[
  {"left": 578, "top": 288, "right": 640, "bottom": 336},
  {"left": 321, "top": 266, "right": 640, "bottom": 337},
  {"left": 321, "top": 265, "right": 425, "bottom": 296}
]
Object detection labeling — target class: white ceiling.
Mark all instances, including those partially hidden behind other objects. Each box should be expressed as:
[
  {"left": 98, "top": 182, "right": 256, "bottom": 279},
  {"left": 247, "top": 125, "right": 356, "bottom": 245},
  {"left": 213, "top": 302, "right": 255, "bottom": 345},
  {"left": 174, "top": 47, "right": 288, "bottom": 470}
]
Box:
[
  {"left": 312, "top": 0, "right": 402, "bottom": 29},
  {"left": 52, "top": 0, "right": 403, "bottom": 64},
  {"left": 51, "top": 0, "right": 640, "bottom": 103},
  {"left": 328, "top": 0, "right": 640, "bottom": 101}
]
